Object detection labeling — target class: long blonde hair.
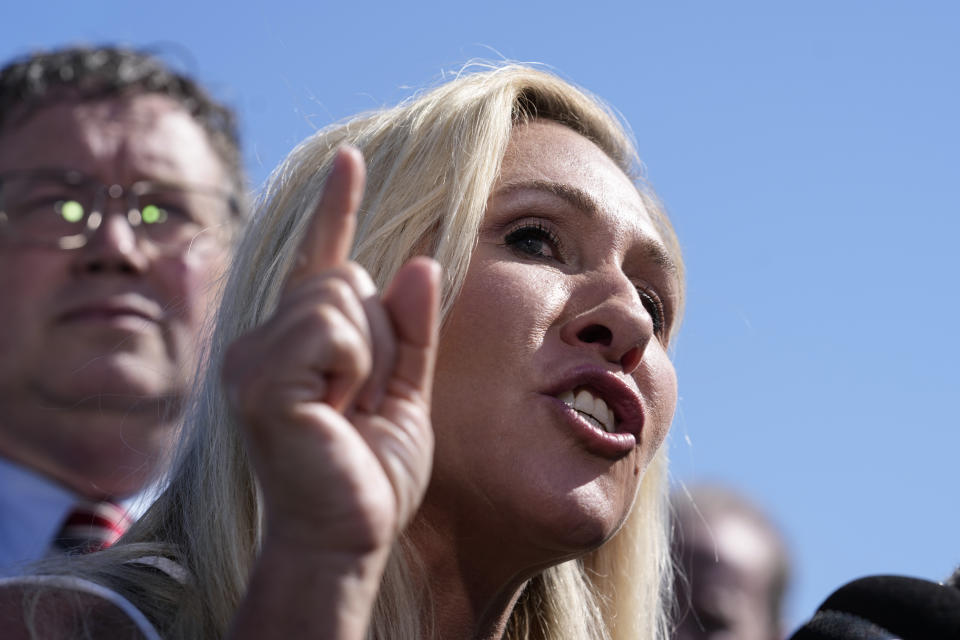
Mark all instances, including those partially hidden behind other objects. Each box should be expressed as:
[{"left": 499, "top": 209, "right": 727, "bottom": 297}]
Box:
[{"left": 64, "top": 64, "right": 683, "bottom": 640}]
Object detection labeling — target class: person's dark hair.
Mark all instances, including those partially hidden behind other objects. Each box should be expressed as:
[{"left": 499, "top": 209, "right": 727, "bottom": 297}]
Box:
[{"left": 0, "top": 46, "right": 245, "bottom": 204}]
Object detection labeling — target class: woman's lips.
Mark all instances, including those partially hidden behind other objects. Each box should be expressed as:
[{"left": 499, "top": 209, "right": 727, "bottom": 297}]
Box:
[
  {"left": 544, "top": 395, "right": 637, "bottom": 458},
  {"left": 542, "top": 366, "right": 646, "bottom": 458}
]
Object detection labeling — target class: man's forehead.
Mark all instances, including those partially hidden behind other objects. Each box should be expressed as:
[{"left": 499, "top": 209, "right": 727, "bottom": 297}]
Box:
[
  {"left": 4, "top": 89, "right": 167, "bottom": 133},
  {"left": 73, "top": 93, "right": 183, "bottom": 124},
  {"left": 0, "top": 94, "right": 226, "bottom": 189},
  {"left": 62, "top": 94, "right": 202, "bottom": 150}
]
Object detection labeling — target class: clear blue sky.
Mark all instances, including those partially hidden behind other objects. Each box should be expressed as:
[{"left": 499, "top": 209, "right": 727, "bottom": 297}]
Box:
[{"left": 5, "top": 0, "right": 957, "bottom": 631}]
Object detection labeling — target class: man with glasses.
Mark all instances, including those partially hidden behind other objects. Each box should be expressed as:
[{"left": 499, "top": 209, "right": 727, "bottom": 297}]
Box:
[{"left": 0, "top": 46, "right": 246, "bottom": 574}]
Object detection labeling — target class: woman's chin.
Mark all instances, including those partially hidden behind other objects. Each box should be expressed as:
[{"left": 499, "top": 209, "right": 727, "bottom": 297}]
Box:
[{"left": 521, "top": 493, "right": 633, "bottom": 559}]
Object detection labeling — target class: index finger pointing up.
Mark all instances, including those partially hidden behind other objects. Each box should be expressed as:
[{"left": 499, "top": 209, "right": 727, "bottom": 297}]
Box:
[{"left": 286, "top": 146, "right": 367, "bottom": 289}]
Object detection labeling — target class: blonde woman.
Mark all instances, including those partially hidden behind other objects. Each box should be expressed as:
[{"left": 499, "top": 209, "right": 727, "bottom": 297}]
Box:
[{"left": 1, "top": 64, "right": 684, "bottom": 640}]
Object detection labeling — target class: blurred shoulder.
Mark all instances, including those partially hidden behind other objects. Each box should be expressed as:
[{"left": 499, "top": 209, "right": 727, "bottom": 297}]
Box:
[{"left": 0, "top": 575, "right": 161, "bottom": 640}]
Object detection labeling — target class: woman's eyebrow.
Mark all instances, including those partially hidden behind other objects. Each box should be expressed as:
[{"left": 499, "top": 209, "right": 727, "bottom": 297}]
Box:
[
  {"left": 496, "top": 179, "right": 599, "bottom": 218},
  {"left": 494, "top": 179, "right": 678, "bottom": 276}
]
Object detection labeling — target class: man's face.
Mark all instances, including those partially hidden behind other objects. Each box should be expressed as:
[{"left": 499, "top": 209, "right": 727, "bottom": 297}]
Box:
[
  {"left": 674, "top": 512, "right": 783, "bottom": 640},
  {"left": 0, "top": 94, "right": 232, "bottom": 496}
]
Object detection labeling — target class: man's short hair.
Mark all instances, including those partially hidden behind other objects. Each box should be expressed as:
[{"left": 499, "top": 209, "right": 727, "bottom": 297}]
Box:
[{"left": 0, "top": 46, "right": 245, "bottom": 203}]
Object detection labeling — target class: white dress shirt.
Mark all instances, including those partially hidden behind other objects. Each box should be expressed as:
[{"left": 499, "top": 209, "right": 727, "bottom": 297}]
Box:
[{"left": 0, "top": 456, "right": 159, "bottom": 577}]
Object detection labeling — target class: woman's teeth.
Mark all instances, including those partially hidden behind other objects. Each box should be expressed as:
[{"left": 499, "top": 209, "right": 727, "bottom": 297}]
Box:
[{"left": 558, "top": 388, "right": 616, "bottom": 433}]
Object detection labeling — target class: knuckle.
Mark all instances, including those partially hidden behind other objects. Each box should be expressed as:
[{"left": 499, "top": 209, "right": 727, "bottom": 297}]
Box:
[
  {"left": 303, "top": 305, "right": 372, "bottom": 379},
  {"left": 349, "top": 342, "right": 373, "bottom": 380},
  {"left": 316, "top": 275, "right": 356, "bottom": 303},
  {"left": 342, "top": 261, "right": 377, "bottom": 297},
  {"left": 303, "top": 302, "right": 344, "bottom": 334},
  {"left": 332, "top": 324, "right": 372, "bottom": 376}
]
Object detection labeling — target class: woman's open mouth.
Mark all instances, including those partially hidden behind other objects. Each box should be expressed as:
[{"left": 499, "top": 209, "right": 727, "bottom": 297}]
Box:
[{"left": 557, "top": 388, "right": 616, "bottom": 433}]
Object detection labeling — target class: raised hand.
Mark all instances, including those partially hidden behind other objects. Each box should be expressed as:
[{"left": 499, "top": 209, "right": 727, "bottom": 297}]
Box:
[{"left": 223, "top": 146, "right": 440, "bottom": 555}]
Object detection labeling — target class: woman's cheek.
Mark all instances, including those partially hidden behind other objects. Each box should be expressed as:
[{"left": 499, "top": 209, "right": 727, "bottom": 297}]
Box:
[{"left": 639, "top": 353, "right": 678, "bottom": 454}]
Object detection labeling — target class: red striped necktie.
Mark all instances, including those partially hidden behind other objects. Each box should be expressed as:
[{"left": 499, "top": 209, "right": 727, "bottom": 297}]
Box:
[{"left": 52, "top": 500, "right": 132, "bottom": 554}]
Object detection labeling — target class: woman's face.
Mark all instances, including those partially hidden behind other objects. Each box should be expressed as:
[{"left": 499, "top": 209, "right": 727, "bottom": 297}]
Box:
[{"left": 428, "top": 120, "right": 679, "bottom": 560}]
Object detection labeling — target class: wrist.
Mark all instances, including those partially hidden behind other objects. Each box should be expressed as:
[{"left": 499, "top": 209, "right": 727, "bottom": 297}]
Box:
[
  {"left": 263, "top": 508, "right": 397, "bottom": 558},
  {"left": 228, "top": 537, "right": 391, "bottom": 640}
]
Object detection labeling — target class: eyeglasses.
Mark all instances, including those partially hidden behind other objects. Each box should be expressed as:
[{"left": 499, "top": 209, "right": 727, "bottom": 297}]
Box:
[{"left": 0, "top": 169, "right": 238, "bottom": 252}]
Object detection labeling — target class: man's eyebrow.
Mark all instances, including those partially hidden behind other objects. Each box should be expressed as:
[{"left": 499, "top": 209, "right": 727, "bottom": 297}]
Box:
[{"left": 493, "top": 179, "right": 678, "bottom": 275}]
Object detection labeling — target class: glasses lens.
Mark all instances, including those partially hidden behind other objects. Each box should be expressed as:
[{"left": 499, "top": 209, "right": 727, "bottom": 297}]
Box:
[
  {"left": 134, "top": 186, "right": 228, "bottom": 251},
  {"left": 0, "top": 174, "right": 92, "bottom": 245},
  {"left": 58, "top": 200, "right": 86, "bottom": 223},
  {"left": 140, "top": 204, "right": 166, "bottom": 224},
  {"left": 0, "top": 173, "right": 232, "bottom": 253}
]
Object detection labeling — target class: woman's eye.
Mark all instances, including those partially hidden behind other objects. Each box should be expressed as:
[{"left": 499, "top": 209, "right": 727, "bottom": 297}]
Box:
[
  {"left": 637, "top": 288, "right": 665, "bottom": 337},
  {"left": 504, "top": 223, "right": 562, "bottom": 260}
]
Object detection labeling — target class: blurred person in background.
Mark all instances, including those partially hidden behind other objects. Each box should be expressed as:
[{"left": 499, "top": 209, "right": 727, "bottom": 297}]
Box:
[
  {"left": 0, "top": 45, "right": 245, "bottom": 576},
  {"left": 672, "top": 484, "right": 792, "bottom": 640}
]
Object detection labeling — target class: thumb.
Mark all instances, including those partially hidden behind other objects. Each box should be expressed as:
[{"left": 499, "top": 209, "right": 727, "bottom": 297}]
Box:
[{"left": 381, "top": 257, "right": 441, "bottom": 406}]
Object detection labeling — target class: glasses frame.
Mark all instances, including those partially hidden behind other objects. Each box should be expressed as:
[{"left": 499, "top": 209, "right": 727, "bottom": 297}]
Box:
[{"left": 0, "top": 168, "right": 239, "bottom": 251}]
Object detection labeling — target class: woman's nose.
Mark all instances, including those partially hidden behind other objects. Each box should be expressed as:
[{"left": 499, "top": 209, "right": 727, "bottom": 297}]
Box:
[{"left": 559, "top": 271, "right": 654, "bottom": 375}]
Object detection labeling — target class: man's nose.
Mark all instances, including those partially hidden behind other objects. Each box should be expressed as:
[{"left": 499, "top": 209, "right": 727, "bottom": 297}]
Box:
[{"left": 72, "top": 206, "right": 150, "bottom": 275}]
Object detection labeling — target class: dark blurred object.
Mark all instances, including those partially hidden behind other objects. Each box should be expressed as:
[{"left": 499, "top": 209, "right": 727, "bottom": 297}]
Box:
[
  {"left": 945, "top": 566, "right": 960, "bottom": 589},
  {"left": 788, "top": 575, "right": 960, "bottom": 640},
  {"left": 671, "top": 485, "right": 791, "bottom": 640}
]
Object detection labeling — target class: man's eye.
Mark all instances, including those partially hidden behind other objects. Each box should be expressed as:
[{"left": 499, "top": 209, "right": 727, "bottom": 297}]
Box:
[
  {"left": 637, "top": 288, "right": 665, "bottom": 337},
  {"left": 140, "top": 204, "right": 169, "bottom": 224},
  {"left": 56, "top": 200, "right": 86, "bottom": 223},
  {"left": 504, "top": 223, "right": 562, "bottom": 260},
  {"left": 139, "top": 190, "right": 199, "bottom": 223}
]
